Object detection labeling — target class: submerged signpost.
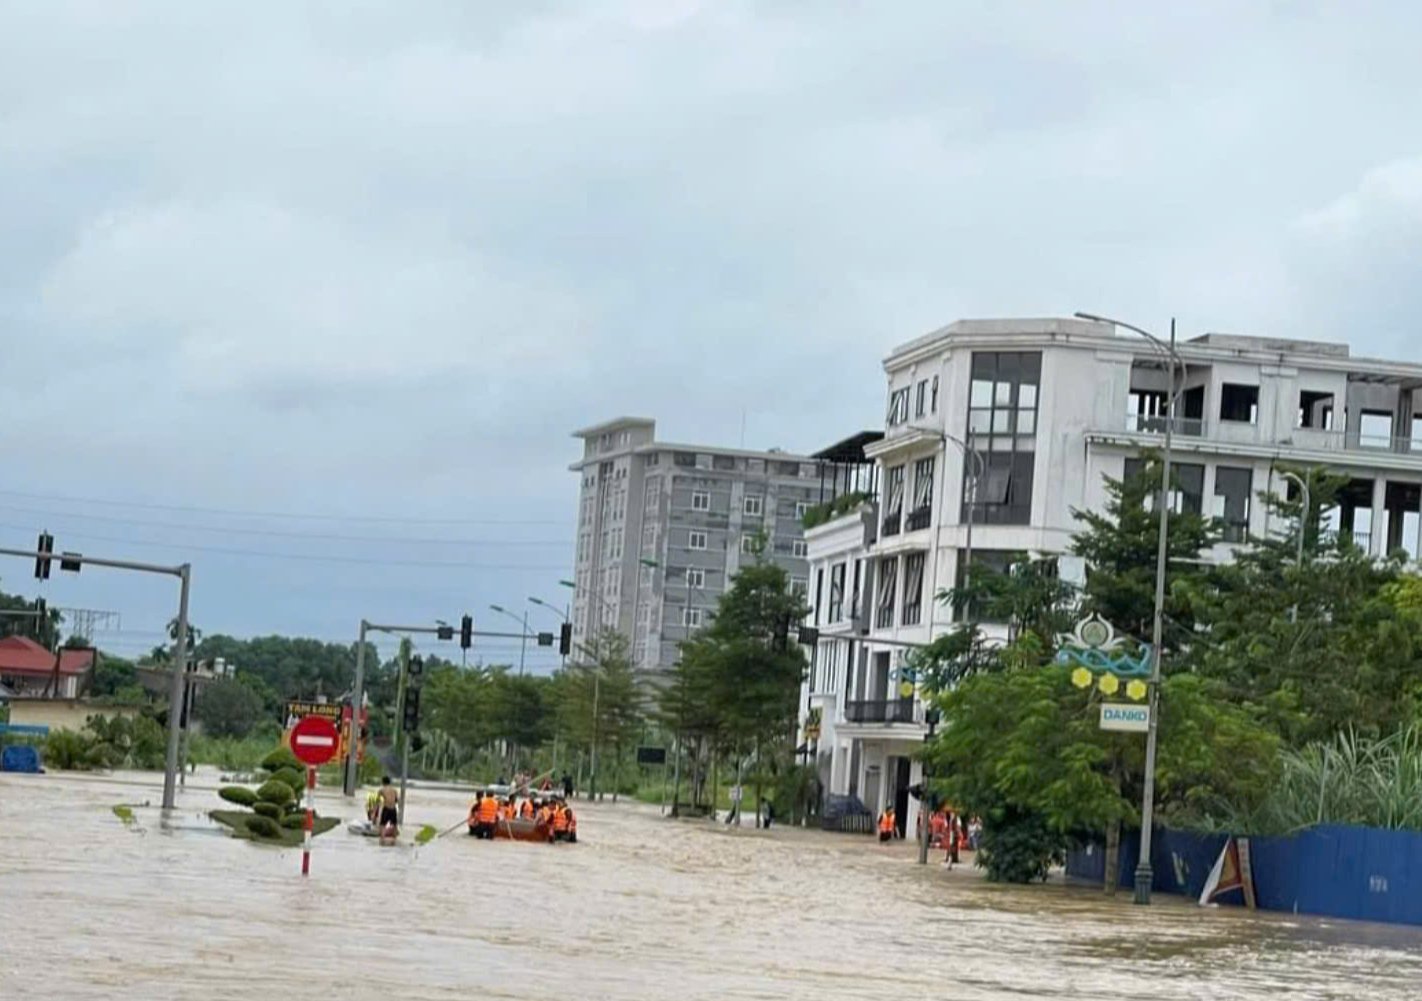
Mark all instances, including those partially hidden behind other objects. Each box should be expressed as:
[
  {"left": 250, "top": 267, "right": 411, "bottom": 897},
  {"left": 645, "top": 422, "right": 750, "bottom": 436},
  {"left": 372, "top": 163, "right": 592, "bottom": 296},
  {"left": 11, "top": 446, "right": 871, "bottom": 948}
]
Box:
[{"left": 289, "top": 715, "right": 340, "bottom": 877}]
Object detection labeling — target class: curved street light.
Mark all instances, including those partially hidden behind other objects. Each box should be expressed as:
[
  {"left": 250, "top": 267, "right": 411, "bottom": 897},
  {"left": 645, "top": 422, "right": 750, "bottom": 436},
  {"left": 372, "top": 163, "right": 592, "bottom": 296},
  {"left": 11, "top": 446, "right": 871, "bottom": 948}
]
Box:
[
  {"left": 1075, "top": 310, "right": 1182, "bottom": 907},
  {"left": 489, "top": 603, "right": 533, "bottom": 675}
]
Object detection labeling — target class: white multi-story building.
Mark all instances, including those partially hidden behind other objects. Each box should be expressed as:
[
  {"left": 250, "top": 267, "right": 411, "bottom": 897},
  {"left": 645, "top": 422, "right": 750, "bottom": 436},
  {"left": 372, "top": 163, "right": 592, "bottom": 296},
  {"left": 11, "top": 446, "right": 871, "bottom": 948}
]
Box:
[{"left": 802, "top": 317, "right": 1422, "bottom": 837}]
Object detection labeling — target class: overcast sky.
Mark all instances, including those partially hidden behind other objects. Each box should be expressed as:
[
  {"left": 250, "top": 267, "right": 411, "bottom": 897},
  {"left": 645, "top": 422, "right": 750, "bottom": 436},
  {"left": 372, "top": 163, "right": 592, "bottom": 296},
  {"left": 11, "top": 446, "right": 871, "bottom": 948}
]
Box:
[{"left": 2, "top": 1, "right": 1420, "bottom": 667}]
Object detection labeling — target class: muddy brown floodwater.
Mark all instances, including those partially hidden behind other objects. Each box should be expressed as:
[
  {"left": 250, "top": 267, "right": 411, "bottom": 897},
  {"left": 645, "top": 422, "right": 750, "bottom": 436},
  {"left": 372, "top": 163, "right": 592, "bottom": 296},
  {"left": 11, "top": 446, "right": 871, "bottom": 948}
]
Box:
[{"left": 3, "top": 769, "right": 1422, "bottom": 1000}]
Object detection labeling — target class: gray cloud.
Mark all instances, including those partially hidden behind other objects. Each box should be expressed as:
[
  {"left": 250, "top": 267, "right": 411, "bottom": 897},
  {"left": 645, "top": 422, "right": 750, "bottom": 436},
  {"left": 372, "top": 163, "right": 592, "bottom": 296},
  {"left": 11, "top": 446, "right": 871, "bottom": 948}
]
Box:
[{"left": 2, "top": 0, "right": 1420, "bottom": 649}]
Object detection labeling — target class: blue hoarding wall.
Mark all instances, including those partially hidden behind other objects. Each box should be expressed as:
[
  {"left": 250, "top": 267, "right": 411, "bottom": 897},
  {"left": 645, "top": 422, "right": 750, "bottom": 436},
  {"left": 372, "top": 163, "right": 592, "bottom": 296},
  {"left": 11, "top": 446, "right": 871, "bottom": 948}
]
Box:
[{"left": 1067, "top": 825, "right": 1422, "bottom": 927}]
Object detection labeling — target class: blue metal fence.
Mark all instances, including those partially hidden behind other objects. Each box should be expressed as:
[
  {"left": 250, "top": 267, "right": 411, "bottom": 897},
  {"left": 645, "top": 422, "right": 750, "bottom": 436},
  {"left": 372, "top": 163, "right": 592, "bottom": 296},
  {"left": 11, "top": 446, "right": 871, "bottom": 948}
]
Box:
[{"left": 1067, "top": 825, "right": 1422, "bottom": 927}]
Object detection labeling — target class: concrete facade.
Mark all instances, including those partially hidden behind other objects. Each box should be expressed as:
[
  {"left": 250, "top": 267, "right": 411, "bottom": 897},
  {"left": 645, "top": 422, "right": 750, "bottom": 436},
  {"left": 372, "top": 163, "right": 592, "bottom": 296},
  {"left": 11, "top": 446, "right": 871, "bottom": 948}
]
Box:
[
  {"left": 800, "top": 316, "right": 1422, "bottom": 837},
  {"left": 569, "top": 418, "right": 820, "bottom": 673}
]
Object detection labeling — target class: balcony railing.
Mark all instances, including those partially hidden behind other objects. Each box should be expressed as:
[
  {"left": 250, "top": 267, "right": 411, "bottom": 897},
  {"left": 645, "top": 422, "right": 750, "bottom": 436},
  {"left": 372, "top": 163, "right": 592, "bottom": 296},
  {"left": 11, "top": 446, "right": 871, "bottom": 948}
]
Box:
[
  {"left": 874, "top": 604, "right": 895, "bottom": 629},
  {"left": 1126, "top": 413, "right": 1206, "bottom": 437},
  {"left": 845, "top": 698, "right": 917, "bottom": 724},
  {"left": 882, "top": 510, "right": 902, "bottom": 537},
  {"left": 1125, "top": 414, "right": 1422, "bottom": 455},
  {"left": 905, "top": 506, "right": 932, "bottom": 531}
]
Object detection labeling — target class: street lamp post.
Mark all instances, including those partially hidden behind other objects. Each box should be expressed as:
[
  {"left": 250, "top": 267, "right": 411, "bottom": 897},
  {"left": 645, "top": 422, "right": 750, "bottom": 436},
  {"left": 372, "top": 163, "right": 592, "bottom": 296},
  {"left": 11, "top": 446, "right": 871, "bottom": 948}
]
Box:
[
  {"left": 489, "top": 604, "right": 532, "bottom": 675},
  {"left": 1279, "top": 471, "right": 1311, "bottom": 623},
  {"left": 1076, "top": 311, "right": 1181, "bottom": 906}
]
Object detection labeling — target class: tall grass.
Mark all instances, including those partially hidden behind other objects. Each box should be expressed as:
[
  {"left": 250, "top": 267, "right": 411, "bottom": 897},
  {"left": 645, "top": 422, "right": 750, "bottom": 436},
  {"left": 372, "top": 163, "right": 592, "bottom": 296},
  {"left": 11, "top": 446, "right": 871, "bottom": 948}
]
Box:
[{"left": 1220, "top": 728, "right": 1422, "bottom": 835}]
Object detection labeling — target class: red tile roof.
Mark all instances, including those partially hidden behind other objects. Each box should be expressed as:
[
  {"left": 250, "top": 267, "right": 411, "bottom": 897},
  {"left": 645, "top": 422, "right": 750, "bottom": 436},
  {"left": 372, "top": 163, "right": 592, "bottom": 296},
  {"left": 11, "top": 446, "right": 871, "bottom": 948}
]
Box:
[{"left": 0, "top": 636, "right": 95, "bottom": 676}]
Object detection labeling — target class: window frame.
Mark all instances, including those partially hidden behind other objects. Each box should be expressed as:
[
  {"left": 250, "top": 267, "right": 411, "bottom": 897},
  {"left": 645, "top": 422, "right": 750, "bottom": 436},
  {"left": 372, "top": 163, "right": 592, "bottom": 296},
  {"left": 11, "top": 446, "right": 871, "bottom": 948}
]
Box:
[
  {"left": 686, "top": 567, "right": 706, "bottom": 589},
  {"left": 691, "top": 490, "right": 710, "bottom": 512},
  {"left": 743, "top": 495, "right": 764, "bottom": 517},
  {"left": 688, "top": 530, "right": 708, "bottom": 551}
]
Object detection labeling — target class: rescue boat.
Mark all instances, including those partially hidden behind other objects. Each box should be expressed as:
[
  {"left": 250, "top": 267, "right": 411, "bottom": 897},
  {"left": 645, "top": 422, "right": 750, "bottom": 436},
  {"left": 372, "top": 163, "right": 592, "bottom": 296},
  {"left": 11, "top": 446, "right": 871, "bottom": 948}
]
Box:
[{"left": 466, "top": 784, "right": 577, "bottom": 843}]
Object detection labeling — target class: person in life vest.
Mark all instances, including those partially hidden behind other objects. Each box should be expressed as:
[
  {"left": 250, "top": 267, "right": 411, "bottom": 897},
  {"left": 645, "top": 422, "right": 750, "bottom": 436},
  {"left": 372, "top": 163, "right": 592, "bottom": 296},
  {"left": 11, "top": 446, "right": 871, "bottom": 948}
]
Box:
[
  {"left": 565, "top": 806, "right": 577, "bottom": 844},
  {"left": 365, "top": 790, "right": 381, "bottom": 826},
  {"left": 501, "top": 798, "right": 517, "bottom": 821},
  {"left": 469, "top": 792, "right": 500, "bottom": 839},
  {"left": 520, "top": 798, "right": 535, "bottom": 820},
  {"left": 877, "top": 807, "right": 896, "bottom": 843},
  {"left": 552, "top": 801, "right": 571, "bottom": 842}
]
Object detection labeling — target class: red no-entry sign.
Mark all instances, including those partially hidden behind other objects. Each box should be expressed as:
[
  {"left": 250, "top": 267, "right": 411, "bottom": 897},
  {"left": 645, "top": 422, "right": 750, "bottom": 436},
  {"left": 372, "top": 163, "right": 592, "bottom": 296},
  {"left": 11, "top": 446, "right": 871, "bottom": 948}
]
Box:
[{"left": 289, "top": 715, "right": 340, "bottom": 767}]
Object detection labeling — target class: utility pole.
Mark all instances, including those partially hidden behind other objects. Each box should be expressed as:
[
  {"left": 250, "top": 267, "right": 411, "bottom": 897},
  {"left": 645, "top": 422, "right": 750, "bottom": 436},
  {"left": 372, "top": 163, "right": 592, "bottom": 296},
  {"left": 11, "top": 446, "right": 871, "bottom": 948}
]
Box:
[
  {"left": 394, "top": 639, "right": 410, "bottom": 824},
  {"left": 344, "top": 620, "right": 370, "bottom": 797},
  {"left": 0, "top": 542, "right": 191, "bottom": 810}
]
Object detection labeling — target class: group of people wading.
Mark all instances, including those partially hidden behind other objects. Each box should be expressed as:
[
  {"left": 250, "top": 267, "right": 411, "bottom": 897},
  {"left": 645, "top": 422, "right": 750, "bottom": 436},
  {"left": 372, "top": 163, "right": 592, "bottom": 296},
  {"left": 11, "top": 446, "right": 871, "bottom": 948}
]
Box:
[{"left": 467, "top": 789, "right": 578, "bottom": 844}]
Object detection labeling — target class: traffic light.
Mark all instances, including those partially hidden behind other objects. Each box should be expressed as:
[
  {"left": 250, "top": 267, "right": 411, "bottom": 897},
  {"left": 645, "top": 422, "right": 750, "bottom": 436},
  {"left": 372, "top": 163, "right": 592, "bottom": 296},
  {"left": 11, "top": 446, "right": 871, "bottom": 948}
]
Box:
[
  {"left": 797, "top": 626, "right": 820, "bottom": 646},
  {"left": 407, "top": 656, "right": 424, "bottom": 690},
  {"left": 34, "top": 532, "right": 53, "bottom": 580},
  {"left": 460, "top": 614, "right": 473, "bottom": 650},
  {"left": 558, "top": 622, "right": 572, "bottom": 656},
  {"left": 403, "top": 687, "right": 422, "bottom": 734},
  {"left": 536, "top": 631, "right": 554, "bottom": 648}
]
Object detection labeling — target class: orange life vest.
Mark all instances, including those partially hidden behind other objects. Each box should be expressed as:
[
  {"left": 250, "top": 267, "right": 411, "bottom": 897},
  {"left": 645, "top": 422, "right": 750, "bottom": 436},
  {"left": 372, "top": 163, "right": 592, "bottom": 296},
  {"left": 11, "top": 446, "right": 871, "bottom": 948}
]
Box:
[
  {"left": 502, "top": 802, "right": 516, "bottom": 820},
  {"left": 475, "top": 797, "right": 499, "bottom": 823},
  {"left": 520, "top": 799, "right": 535, "bottom": 819},
  {"left": 878, "top": 811, "right": 895, "bottom": 834},
  {"left": 553, "top": 805, "right": 570, "bottom": 832}
]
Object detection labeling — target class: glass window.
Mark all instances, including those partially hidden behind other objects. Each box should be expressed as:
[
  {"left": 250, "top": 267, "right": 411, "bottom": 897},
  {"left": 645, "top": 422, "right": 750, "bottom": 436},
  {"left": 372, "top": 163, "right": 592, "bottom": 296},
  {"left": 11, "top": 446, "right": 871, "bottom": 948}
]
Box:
[
  {"left": 691, "top": 490, "right": 710, "bottom": 511},
  {"left": 915, "top": 380, "right": 927, "bottom": 417},
  {"left": 875, "top": 556, "right": 898, "bottom": 629},
  {"left": 792, "top": 540, "right": 808, "bottom": 558},
  {"left": 914, "top": 457, "right": 935, "bottom": 509},
  {"left": 964, "top": 352, "right": 1041, "bottom": 526},
  {"left": 1213, "top": 466, "right": 1253, "bottom": 542},
  {"left": 886, "top": 465, "right": 906, "bottom": 514},
  {"left": 901, "top": 552, "right": 925, "bottom": 626},
  {"left": 744, "top": 495, "right": 764, "bottom": 516},
  {"left": 887, "top": 387, "right": 911, "bottom": 426},
  {"left": 930, "top": 376, "right": 939, "bottom": 413},
  {"left": 828, "top": 563, "right": 846, "bottom": 622},
  {"left": 688, "top": 530, "right": 708, "bottom": 550},
  {"left": 683, "top": 608, "right": 703, "bottom": 628},
  {"left": 740, "top": 535, "right": 760, "bottom": 555},
  {"left": 1125, "top": 458, "right": 1205, "bottom": 515},
  {"left": 686, "top": 567, "right": 706, "bottom": 588}
]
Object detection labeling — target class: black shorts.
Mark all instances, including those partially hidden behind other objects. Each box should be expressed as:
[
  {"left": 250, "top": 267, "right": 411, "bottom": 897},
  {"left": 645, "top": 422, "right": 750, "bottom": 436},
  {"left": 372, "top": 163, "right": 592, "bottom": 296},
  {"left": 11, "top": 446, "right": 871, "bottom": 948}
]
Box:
[{"left": 379, "top": 806, "right": 399, "bottom": 827}]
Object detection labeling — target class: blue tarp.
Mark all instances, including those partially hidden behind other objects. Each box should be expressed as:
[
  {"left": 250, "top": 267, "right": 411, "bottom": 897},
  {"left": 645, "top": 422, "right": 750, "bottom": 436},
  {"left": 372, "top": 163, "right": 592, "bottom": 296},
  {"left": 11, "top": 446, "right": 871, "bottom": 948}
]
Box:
[
  {"left": 1, "top": 745, "right": 42, "bottom": 773},
  {"left": 1067, "top": 825, "right": 1422, "bottom": 927}
]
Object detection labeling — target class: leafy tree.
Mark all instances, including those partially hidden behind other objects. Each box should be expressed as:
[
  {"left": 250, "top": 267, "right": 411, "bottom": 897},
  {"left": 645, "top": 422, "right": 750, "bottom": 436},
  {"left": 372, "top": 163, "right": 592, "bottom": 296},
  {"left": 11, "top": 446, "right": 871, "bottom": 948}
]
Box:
[
  {"left": 560, "top": 630, "right": 642, "bottom": 799},
  {"left": 1071, "top": 453, "right": 1218, "bottom": 652},
  {"left": 89, "top": 654, "right": 140, "bottom": 699},
  {"left": 661, "top": 559, "right": 806, "bottom": 814},
  {"left": 194, "top": 677, "right": 267, "bottom": 738},
  {"left": 924, "top": 663, "right": 1277, "bottom": 884}
]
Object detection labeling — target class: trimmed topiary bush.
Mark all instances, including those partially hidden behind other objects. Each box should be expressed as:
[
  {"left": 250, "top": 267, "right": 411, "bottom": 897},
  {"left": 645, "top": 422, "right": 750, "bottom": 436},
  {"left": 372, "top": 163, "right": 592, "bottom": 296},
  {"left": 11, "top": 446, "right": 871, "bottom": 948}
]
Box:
[
  {"left": 218, "top": 786, "right": 258, "bottom": 807},
  {"left": 260, "top": 747, "right": 302, "bottom": 773},
  {"left": 256, "top": 780, "right": 295, "bottom": 807},
  {"left": 245, "top": 814, "right": 282, "bottom": 839},
  {"left": 210, "top": 740, "right": 338, "bottom": 847},
  {"left": 270, "top": 767, "right": 305, "bottom": 795}
]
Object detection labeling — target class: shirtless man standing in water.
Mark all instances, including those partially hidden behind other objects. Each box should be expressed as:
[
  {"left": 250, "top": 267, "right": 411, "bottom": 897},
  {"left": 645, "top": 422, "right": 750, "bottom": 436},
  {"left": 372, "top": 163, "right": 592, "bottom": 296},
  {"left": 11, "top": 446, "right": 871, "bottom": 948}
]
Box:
[{"left": 376, "top": 776, "right": 399, "bottom": 843}]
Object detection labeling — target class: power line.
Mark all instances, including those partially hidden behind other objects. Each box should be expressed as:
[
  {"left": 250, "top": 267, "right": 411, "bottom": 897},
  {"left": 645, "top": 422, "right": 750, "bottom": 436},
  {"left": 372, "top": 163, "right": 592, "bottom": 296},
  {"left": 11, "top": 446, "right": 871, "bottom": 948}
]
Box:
[
  {"left": 0, "top": 523, "right": 570, "bottom": 571},
  {"left": 0, "top": 502, "right": 571, "bottom": 547},
  {"left": 0, "top": 487, "right": 565, "bottom": 526}
]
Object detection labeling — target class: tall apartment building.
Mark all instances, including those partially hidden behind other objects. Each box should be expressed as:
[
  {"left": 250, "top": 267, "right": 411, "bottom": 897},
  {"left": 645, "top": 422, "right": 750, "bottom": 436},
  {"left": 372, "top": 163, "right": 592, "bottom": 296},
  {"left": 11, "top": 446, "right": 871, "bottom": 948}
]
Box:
[
  {"left": 802, "top": 316, "right": 1422, "bottom": 838},
  {"left": 569, "top": 417, "right": 825, "bottom": 673}
]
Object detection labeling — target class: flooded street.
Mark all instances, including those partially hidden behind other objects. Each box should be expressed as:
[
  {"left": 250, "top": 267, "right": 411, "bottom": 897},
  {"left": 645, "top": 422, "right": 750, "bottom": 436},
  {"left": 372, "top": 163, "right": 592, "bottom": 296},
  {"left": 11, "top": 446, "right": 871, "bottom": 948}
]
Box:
[{"left": 3, "top": 770, "right": 1421, "bottom": 1000}]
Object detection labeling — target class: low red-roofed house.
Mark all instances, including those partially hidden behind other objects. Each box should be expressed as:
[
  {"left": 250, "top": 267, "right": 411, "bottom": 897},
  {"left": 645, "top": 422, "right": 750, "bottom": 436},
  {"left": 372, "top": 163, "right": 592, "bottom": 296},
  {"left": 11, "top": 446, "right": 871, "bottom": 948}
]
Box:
[{"left": 0, "top": 636, "right": 95, "bottom": 699}]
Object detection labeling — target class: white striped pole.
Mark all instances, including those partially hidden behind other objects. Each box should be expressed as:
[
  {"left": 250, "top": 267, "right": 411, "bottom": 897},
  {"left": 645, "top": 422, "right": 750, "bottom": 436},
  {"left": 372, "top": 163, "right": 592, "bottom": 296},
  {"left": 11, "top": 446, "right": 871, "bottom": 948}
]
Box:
[{"left": 302, "top": 766, "right": 315, "bottom": 876}]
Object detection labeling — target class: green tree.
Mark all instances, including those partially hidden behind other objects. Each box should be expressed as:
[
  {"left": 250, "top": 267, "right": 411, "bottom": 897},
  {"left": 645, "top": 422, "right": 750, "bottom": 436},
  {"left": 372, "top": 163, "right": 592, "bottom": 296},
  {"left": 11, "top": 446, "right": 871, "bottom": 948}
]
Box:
[
  {"left": 193, "top": 677, "right": 267, "bottom": 738},
  {"left": 560, "top": 630, "right": 642, "bottom": 799},
  {"left": 664, "top": 559, "right": 806, "bottom": 815},
  {"left": 1071, "top": 453, "right": 1218, "bottom": 651}
]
